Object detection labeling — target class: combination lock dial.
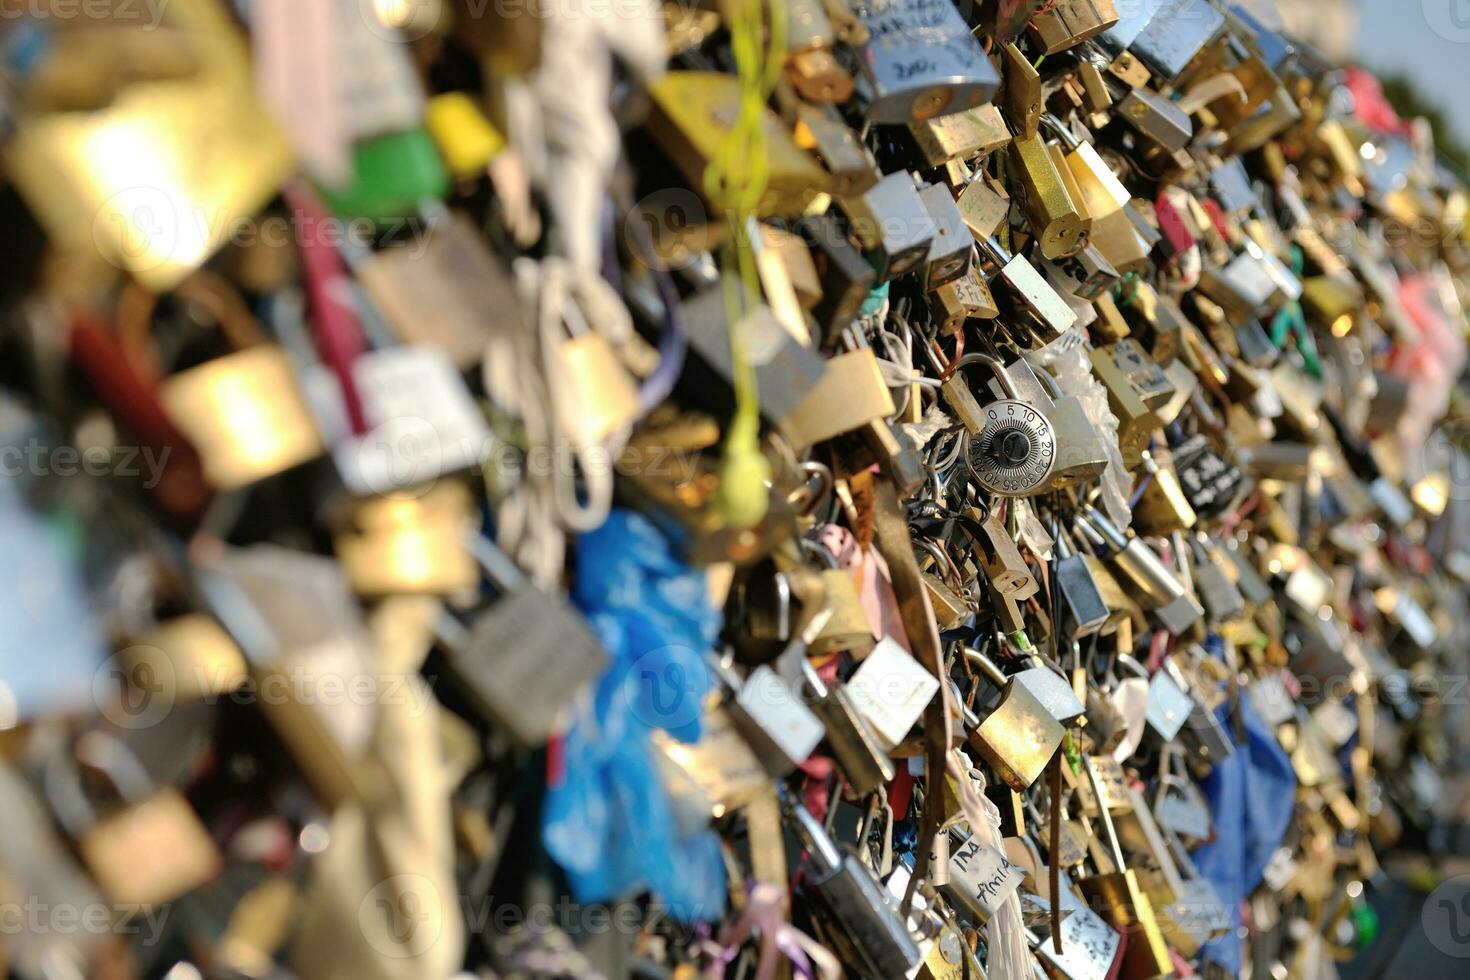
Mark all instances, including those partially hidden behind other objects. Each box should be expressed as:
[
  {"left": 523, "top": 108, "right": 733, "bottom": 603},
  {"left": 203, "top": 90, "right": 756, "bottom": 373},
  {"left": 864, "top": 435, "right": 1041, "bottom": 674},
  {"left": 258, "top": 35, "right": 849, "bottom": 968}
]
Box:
[{"left": 967, "top": 399, "right": 1057, "bottom": 496}]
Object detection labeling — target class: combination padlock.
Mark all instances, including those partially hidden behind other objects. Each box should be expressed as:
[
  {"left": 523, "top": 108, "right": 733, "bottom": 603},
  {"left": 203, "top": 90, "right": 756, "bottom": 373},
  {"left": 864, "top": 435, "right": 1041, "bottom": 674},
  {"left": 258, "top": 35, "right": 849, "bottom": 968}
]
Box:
[{"left": 954, "top": 353, "right": 1058, "bottom": 497}]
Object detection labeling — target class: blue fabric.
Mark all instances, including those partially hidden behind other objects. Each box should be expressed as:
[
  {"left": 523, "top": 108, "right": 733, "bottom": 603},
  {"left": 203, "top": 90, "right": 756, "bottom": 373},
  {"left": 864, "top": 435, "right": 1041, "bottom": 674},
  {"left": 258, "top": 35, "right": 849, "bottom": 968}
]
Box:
[
  {"left": 1193, "top": 696, "right": 1297, "bottom": 976},
  {"left": 542, "top": 510, "right": 727, "bottom": 922}
]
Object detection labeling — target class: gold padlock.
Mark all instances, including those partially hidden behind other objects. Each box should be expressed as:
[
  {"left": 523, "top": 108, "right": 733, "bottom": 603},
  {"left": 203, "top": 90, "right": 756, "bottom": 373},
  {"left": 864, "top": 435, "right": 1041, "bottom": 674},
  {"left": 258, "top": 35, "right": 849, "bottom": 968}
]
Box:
[{"left": 1009, "top": 133, "right": 1088, "bottom": 259}]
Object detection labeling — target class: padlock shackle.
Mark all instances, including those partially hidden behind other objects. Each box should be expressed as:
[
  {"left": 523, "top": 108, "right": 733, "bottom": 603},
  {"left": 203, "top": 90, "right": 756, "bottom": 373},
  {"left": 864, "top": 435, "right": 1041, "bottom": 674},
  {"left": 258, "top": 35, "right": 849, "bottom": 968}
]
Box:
[
  {"left": 1081, "top": 755, "right": 1129, "bottom": 873},
  {"left": 962, "top": 646, "right": 1010, "bottom": 690},
  {"left": 779, "top": 786, "right": 842, "bottom": 874},
  {"left": 951, "top": 352, "right": 1021, "bottom": 399},
  {"left": 1038, "top": 113, "right": 1082, "bottom": 152}
]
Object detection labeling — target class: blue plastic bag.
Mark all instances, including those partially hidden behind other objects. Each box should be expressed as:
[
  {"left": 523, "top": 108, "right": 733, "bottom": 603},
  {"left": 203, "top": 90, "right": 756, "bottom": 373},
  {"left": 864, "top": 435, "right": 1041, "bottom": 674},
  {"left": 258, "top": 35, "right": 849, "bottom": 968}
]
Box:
[
  {"left": 542, "top": 509, "right": 728, "bottom": 922},
  {"left": 1194, "top": 695, "right": 1297, "bottom": 975}
]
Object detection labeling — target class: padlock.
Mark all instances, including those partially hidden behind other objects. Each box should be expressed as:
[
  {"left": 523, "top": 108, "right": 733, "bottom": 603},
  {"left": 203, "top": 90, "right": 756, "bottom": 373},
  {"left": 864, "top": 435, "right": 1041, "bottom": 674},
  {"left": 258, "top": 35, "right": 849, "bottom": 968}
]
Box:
[
  {"left": 976, "top": 237, "right": 1081, "bottom": 339},
  {"left": 953, "top": 353, "right": 1058, "bottom": 497},
  {"left": 955, "top": 171, "right": 1012, "bottom": 243},
  {"left": 908, "top": 103, "right": 1012, "bottom": 168},
  {"left": 785, "top": 97, "right": 882, "bottom": 196},
  {"left": 1009, "top": 132, "right": 1089, "bottom": 259},
  {"left": 718, "top": 646, "right": 827, "bottom": 776},
  {"left": 798, "top": 212, "right": 878, "bottom": 346},
  {"left": 916, "top": 538, "right": 973, "bottom": 631},
  {"left": 1074, "top": 756, "right": 1176, "bottom": 980},
  {"left": 647, "top": 72, "right": 828, "bottom": 218},
  {"left": 334, "top": 481, "right": 482, "bottom": 597},
  {"left": 159, "top": 340, "right": 323, "bottom": 493},
  {"left": 442, "top": 535, "right": 612, "bottom": 747},
  {"left": 844, "top": 635, "right": 940, "bottom": 749},
  {"left": 944, "top": 826, "right": 1026, "bottom": 919},
  {"left": 1089, "top": 343, "right": 1163, "bottom": 466},
  {"left": 974, "top": 506, "right": 1041, "bottom": 600},
  {"left": 917, "top": 183, "right": 975, "bottom": 291},
  {"left": 1029, "top": 0, "right": 1120, "bottom": 54},
  {"left": 1131, "top": 449, "right": 1198, "bottom": 536},
  {"left": 784, "top": 0, "right": 854, "bottom": 103},
  {"left": 1024, "top": 361, "right": 1112, "bottom": 490},
  {"left": 680, "top": 286, "right": 828, "bottom": 447},
  {"left": 799, "top": 538, "right": 878, "bottom": 657},
  {"left": 929, "top": 268, "right": 999, "bottom": 335},
  {"left": 782, "top": 789, "right": 923, "bottom": 977},
  {"left": 850, "top": 0, "right": 1000, "bottom": 124},
  {"left": 1128, "top": 0, "right": 1225, "bottom": 81},
  {"left": 1190, "top": 533, "right": 1247, "bottom": 622},
  {"left": 1054, "top": 531, "right": 1112, "bottom": 639},
  {"left": 1077, "top": 507, "right": 1203, "bottom": 636},
  {"left": 838, "top": 171, "right": 935, "bottom": 282},
  {"left": 773, "top": 609, "right": 894, "bottom": 794},
  {"left": 49, "top": 732, "right": 223, "bottom": 907},
  {"left": 969, "top": 648, "right": 1085, "bottom": 726},
  {"left": 784, "top": 347, "right": 897, "bottom": 447},
  {"left": 1116, "top": 87, "right": 1193, "bottom": 153},
  {"left": 355, "top": 212, "right": 512, "bottom": 370},
  {"left": 1120, "top": 655, "right": 1191, "bottom": 742},
  {"left": 964, "top": 647, "right": 1068, "bottom": 790},
  {"left": 1000, "top": 41, "right": 1042, "bottom": 140}
]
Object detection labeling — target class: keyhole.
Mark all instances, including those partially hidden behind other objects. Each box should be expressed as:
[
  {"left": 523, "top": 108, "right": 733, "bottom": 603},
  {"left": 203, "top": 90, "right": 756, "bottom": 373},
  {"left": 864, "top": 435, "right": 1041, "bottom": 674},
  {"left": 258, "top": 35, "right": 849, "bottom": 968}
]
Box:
[{"left": 992, "top": 430, "right": 1032, "bottom": 466}]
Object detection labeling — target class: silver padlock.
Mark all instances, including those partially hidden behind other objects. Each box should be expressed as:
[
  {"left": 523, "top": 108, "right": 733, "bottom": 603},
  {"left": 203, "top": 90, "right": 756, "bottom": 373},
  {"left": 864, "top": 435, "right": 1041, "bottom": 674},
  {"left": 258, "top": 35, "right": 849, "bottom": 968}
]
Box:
[
  {"left": 850, "top": 0, "right": 1001, "bottom": 125},
  {"left": 953, "top": 352, "right": 1058, "bottom": 497},
  {"left": 976, "top": 236, "right": 1080, "bottom": 338},
  {"left": 839, "top": 171, "right": 935, "bottom": 282}
]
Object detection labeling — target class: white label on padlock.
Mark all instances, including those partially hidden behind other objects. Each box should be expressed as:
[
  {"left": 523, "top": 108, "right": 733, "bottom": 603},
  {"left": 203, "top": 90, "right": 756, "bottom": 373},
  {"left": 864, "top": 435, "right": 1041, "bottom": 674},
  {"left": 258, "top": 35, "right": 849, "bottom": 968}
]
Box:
[
  {"left": 945, "top": 833, "right": 1024, "bottom": 917},
  {"left": 334, "top": 346, "right": 490, "bottom": 496},
  {"left": 1036, "top": 879, "right": 1122, "bottom": 980},
  {"left": 846, "top": 637, "right": 940, "bottom": 748},
  {"left": 736, "top": 666, "right": 825, "bottom": 768}
]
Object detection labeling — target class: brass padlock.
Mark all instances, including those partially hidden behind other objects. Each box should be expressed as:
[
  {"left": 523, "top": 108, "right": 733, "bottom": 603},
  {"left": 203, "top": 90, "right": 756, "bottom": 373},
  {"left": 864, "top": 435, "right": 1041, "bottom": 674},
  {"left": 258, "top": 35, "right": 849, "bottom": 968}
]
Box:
[
  {"left": 1000, "top": 41, "right": 1042, "bottom": 139},
  {"left": 1009, "top": 132, "right": 1089, "bottom": 259},
  {"left": 1089, "top": 343, "right": 1163, "bottom": 466},
  {"left": 1075, "top": 756, "right": 1176, "bottom": 980},
  {"left": 1029, "top": 0, "right": 1120, "bottom": 54},
  {"left": 51, "top": 733, "right": 223, "bottom": 907},
  {"left": 929, "top": 269, "right": 999, "bottom": 335},
  {"left": 787, "top": 98, "right": 881, "bottom": 196},
  {"left": 964, "top": 648, "right": 1067, "bottom": 790},
  {"left": 800, "top": 538, "right": 878, "bottom": 657},
  {"left": 955, "top": 172, "right": 1012, "bottom": 242},
  {"left": 908, "top": 103, "right": 1012, "bottom": 168},
  {"left": 647, "top": 72, "right": 829, "bottom": 218}
]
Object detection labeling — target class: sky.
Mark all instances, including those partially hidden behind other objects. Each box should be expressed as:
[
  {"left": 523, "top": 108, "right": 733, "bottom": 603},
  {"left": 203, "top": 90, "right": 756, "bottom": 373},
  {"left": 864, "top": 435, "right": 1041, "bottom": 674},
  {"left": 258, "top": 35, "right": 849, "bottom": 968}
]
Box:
[{"left": 1356, "top": 0, "right": 1470, "bottom": 144}]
